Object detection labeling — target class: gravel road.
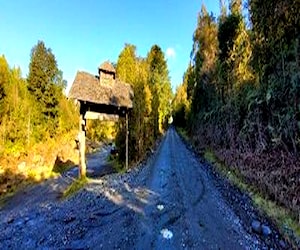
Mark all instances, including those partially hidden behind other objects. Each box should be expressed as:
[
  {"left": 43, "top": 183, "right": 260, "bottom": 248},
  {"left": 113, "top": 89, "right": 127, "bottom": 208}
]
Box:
[{"left": 0, "top": 128, "right": 290, "bottom": 249}]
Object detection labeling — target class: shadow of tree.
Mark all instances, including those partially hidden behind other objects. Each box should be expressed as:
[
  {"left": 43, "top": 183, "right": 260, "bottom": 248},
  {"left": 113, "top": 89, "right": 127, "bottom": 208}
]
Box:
[
  {"left": 0, "top": 168, "right": 36, "bottom": 206},
  {"left": 52, "top": 156, "right": 76, "bottom": 174}
]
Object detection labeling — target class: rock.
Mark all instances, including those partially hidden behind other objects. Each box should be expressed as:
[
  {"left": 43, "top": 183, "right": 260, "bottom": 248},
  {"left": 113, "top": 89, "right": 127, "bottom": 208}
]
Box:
[
  {"left": 160, "top": 228, "right": 173, "bottom": 239},
  {"left": 251, "top": 220, "right": 261, "bottom": 234},
  {"left": 261, "top": 224, "right": 272, "bottom": 236},
  {"left": 279, "top": 240, "right": 286, "bottom": 248},
  {"left": 15, "top": 219, "right": 24, "bottom": 226},
  {"left": 64, "top": 215, "right": 76, "bottom": 224},
  {"left": 6, "top": 217, "right": 14, "bottom": 224}
]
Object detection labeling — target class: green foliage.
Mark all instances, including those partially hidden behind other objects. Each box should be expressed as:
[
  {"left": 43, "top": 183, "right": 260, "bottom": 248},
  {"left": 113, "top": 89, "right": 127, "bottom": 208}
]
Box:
[
  {"left": 218, "top": 14, "right": 241, "bottom": 63},
  {"left": 116, "top": 44, "right": 137, "bottom": 84},
  {"left": 27, "top": 41, "right": 63, "bottom": 137},
  {"left": 0, "top": 40, "right": 78, "bottom": 158},
  {"left": 58, "top": 97, "right": 78, "bottom": 134},
  {"left": 0, "top": 56, "right": 9, "bottom": 118},
  {"left": 172, "top": 72, "right": 190, "bottom": 128},
  {"left": 229, "top": 0, "right": 242, "bottom": 16},
  {"left": 185, "top": 63, "right": 195, "bottom": 101},
  {"left": 147, "top": 45, "right": 173, "bottom": 136},
  {"left": 86, "top": 120, "right": 115, "bottom": 142},
  {"left": 204, "top": 148, "right": 300, "bottom": 244},
  {"left": 115, "top": 43, "right": 172, "bottom": 164},
  {"left": 190, "top": 5, "right": 218, "bottom": 116},
  {"left": 62, "top": 177, "right": 88, "bottom": 199},
  {"left": 179, "top": 0, "right": 300, "bottom": 221}
]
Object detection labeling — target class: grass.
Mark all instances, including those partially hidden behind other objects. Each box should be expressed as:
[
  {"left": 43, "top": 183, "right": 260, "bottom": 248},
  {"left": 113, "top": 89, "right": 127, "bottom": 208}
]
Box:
[
  {"left": 62, "top": 177, "right": 89, "bottom": 199},
  {"left": 107, "top": 155, "right": 126, "bottom": 173},
  {"left": 204, "top": 148, "right": 300, "bottom": 244},
  {"left": 176, "top": 127, "right": 189, "bottom": 142},
  {"left": 204, "top": 149, "right": 248, "bottom": 191},
  {"left": 52, "top": 162, "right": 74, "bottom": 175}
]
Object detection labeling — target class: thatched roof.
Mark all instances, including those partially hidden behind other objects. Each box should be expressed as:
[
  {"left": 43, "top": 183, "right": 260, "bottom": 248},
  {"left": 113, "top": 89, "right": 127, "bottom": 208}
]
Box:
[
  {"left": 98, "top": 61, "right": 116, "bottom": 73},
  {"left": 68, "top": 71, "right": 133, "bottom": 109}
]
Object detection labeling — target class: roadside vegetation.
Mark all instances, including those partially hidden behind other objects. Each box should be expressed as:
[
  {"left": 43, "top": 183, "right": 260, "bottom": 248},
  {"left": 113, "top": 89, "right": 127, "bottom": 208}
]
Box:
[
  {"left": 62, "top": 176, "right": 89, "bottom": 199},
  {"left": 0, "top": 41, "right": 80, "bottom": 199},
  {"left": 173, "top": 0, "right": 299, "bottom": 244}
]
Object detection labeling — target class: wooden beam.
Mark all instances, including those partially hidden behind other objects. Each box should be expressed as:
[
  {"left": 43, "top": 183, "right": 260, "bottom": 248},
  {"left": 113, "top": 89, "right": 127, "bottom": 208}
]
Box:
[
  {"left": 84, "top": 111, "right": 119, "bottom": 121},
  {"left": 79, "top": 101, "right": 131, "bottom": 117},
  {"left": 125, "top": 112, "right": 129, "bottom": 170},
  {"left": 79, "top": 103, "right": 87, "bottom": 178}
]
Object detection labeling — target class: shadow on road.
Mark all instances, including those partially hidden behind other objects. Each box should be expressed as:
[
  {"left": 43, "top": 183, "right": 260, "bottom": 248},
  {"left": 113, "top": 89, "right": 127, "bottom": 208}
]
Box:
[{"left": 0, "top": 145, "right": 116, "bottom": 211}]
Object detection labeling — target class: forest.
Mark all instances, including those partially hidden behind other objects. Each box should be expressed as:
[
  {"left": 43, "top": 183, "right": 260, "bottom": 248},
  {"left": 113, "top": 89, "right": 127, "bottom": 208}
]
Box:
[
  {"left": 173, "top": 0, "right": 299, "bottom": 220},
  {"left": 0, "top": 41, "right": 79, "bottom": 192}
]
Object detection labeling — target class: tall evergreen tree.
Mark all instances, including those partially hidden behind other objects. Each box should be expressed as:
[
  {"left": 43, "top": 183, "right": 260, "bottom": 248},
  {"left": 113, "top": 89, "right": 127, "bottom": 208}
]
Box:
[
  {"left": 229, "top": 0, "right": 242, "bottom": 15},
  {"left": 191, "top": 5, "right": 218, "bottom": 114},
  {"left": 116, "top": 44, "right": 154, "bottom": 162},
  {"left": 147, "top": 45, "right": 172, "bottom": 137},
  {"left": 172, "top": 79, "right": 189, "bottom": 128},
  {"left": 0, "top": 56, "right": 9, "bottom": 119},
  {"left": 249, "top": 0, "right": 300, "bottom": 153},
  {"left": 27, "top": 41, "right": 62, "bottom": 136},
  {"left": 184, "top": 63, "right": 195, "bottom": 102},
  {"left": 219, "top": 0, "right": 227, "bottom": 23},
  {"left": 218, "top": 0, "right": 243, "bottom": 96},
  {"left": 230, "top": 21, "right": 254, "bottom": 89},
  {"left": 116, "top": 44, "right": 137, "bottom": 84}
]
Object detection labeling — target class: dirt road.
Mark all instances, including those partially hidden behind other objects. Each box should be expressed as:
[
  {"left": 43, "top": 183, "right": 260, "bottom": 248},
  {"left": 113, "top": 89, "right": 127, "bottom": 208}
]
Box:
[{"left": 0, "top": 128, "right": 288, "bottom": 249}]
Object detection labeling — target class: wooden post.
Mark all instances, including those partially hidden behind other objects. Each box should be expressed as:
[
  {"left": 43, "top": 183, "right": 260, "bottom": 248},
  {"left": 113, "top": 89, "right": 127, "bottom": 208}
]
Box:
[
  {"left": 125, "top": 112, "right": 129, "bottom": 170},
  {"left": 79, "top": 104, "right": 86, "bottom": 178}
]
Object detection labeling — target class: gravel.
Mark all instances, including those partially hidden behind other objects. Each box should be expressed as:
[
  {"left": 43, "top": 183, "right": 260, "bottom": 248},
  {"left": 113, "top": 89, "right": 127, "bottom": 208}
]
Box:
[{"left": 0, "top": 128, "right": 292, "bottom": 249}]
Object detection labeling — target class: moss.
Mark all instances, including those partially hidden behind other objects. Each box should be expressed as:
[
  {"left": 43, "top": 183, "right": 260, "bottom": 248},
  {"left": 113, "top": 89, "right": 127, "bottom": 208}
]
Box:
[
  {"left": 62, "top": 177, "right": 88, "bottom": 199},
  {"left": 107, "top": 155, "right": 126, "bottom": 173},
  {"left": 52, "top": 160, "right": 74, "bottom": 174}
]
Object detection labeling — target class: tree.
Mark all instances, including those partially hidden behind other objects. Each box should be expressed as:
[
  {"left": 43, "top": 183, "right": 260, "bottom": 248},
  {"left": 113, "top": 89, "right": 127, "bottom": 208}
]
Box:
[
  {"left": 230, "top": 21, "right": 254, "bottom": 90},
  {"left": 0, "top": 56, "right": 9, "bottom": 119},
  {"left": 147, "top": 45, "right": 172, "bottom": 137},
  {"left": 116, "top": 44, "right": 137, "bottom": 84},
  {"left": 229, "top": 0, "right": 242, "bottom": 16},
  {"left": 185, "top": 63, "right": 195, "bottom": 101},
  {"left": 131, "top": 59, "right": 153, "bottom": 157},
  {"left": 218, "top": 4, "right": 242, "bottom": 96},
  {"left": 225, "top": 0, "right": 254, "bottom": 91},
  {"left": 219, "top": 0, "right": 227, "bottom": 23},
  {"left": 116, "top": 44, "right": 153, "bottom": 162},
  {"left": 115, "top": 44, "right": 172, "bottom": 164},
  {"left": 27, "top": 41, "right": 63, "bottom": 136},
  {"left": 173, "top": 80, "right": 189, "bottom": 128},
  {"left": 191, "top": 5, "right": 218, "bottom": 115},
  {"left": 249, "top": 0, "right": 300, "bottom": 153}
]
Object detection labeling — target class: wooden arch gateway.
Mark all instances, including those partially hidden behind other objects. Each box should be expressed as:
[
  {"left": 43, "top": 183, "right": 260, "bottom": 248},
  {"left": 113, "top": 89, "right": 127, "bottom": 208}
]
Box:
[{"left": 68, "top": 61, "right": 133, "bottom": 177}]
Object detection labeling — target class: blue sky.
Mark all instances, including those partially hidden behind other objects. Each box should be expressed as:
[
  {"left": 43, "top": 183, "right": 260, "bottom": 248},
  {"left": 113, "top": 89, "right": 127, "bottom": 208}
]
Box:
[{"left": 0, "top": 0, "right": 219, "bottom": 92}]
